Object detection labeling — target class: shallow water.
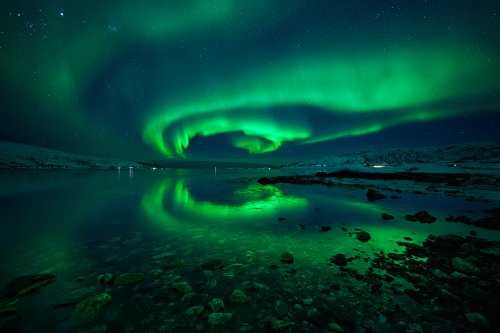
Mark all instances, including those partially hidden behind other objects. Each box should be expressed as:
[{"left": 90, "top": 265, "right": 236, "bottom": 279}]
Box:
[{"left": 1, "top": 169, "right": 499, "bottom": 332}]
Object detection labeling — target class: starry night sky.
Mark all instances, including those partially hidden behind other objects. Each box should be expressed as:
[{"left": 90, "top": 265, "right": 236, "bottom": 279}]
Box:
[{"left": 1, "top": 1, "right": 499, "bottom": 164}]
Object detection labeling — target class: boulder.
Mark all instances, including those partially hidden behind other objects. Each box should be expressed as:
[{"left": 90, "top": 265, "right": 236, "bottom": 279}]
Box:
[
  {"left": 330, "top": 254, "right": 348, "bottom": 266},
  {"left": 279, "top": 252, "right": 294, "bottom": 263},
  {"left": 230, "top": 289, "right": 249, "bottom": 303},
  {"left": 172, "top": 282, "right": 193, "bottom": 294},
  {"left": 1, "top": 274, "right": 57, "bottom": 298},
  {"left": 114, "top": 273, "right": 144, "bottom": 286},
  {"left": 356, "top": 231, "right": 371, "bottom": 242},
  {"left": 366, "top": 189, "right": 387, "bottom": 202},
  {"left": 208, "top": 313, "right": 232, "bottom": 326},
  {"left": 381, "top": 214, "right": 394, "bottom": 220},
  {"left": 450, "top": 257, "right": 481, "bottom": 275},
  {"left": 72, "top": 293, "right": 112, "bottom": 323},
  {"left": 208, "top": 298, "right": 225, "bottom": 313}
]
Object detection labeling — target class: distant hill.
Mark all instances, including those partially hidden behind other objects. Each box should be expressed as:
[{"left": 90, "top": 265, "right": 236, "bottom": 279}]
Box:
[
  {"left": 0, "top": 141, "right": 163, "bottom": 169},
  {"left": 278, "top": 142, "right": 500, "bottom": 168}
]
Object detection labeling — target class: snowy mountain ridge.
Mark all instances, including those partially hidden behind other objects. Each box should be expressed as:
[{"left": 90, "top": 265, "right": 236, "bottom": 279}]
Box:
[
  {"left": 281, "top": 142, "right": 500, "bottom": 168},
  {"left": 0, "top": 141, "right": 162, "bottom": 169}
]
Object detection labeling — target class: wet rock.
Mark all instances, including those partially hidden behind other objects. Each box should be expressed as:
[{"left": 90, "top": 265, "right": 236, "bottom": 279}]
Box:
[
  {"left": 320, "top": 225, "right": 332, "bottom": 232},
  {"left": 0, "top": 299, "right": 18, "bottom": 317},
  {"left": 465, "top": 312, "right": 490, "bottom": 328},
  {"left": 114, "top": 273, "right": 144, "bottom": 286},
  {"left": 208, "top": 298, "right": 225, "bottom": 313},
  {"left": 330, "top": 254, "right": 348, "bottom": 266},
  {"left": 98, "top": 273, "right": 115, "bottom": 284},
  {"left": 202, "top": 260, "right": 223, "bottom": 270},
  {"left": 279, "top": 252, "right": 294, "bottom": 263},
  {"left": 257, "top": 177, "right": 277, "bottom": 185},
  {"left": 164, "top": 258, "right": 185, "bottom": 269},
  {"left": 405, "top": 214, "right": 417, "bottom": 222},
  {"left": 460, "top": 243, "right": 475, "bottom": 253},
  {"left": 208, "top": 313, "right": 232, "bottom": 326},
  {"left": 271, "top": 319, "right": 293, "bottom": 330},
  {"left": 307, "top": 308, "right": 327, "bottom": 326},
  {"left": 172, "top": 282, "right": 193, "bottom": 294},
  {"left": 436, "top": 288, "right": 461, "bottom": 304},
  {"left": 230, "top": 289, "right": 249, "bottom": 303},
  {"left": 274, "top": 301, "right": 289, "bottom": 317},
  {"left": 450, "top": 257, "right": 481, "bottom": 275},
  {"left": 1, "top": 274, "right": 57, "bottom": 298},
  {"left": 245, "top": 251, "right": 255, "bottom": 262},
  {"left": 185, "top": 306, "right": 204, "bottom": 316},
  {"left": 366, "top": 189, "right": 387, "bottom": 202},
  {"left": 73, "top": 293, "right": 112, "bottom": 323},
  {"left": 414, "top": 211, "right": 436, "bottom": 223},
  {"left": 356, "top": 231, "right": 371, "bottom": 242},
  {"left": 151, "top": 252, "right": 176, "bottom": 260},
  {"left": 381, "top": 213, "right": 394, "bottom": 220},
  {"left": 462, "top": 285, "right": 490, "bottom": 301},
  {"left": 431, "top": 269, "right": 453, "bottom": 282},
  {"left": 328, "top": 323, "right": 344, "bottom": 332},
  {"left": 479, "top": 247, "right": 500, "bottom": 259}
]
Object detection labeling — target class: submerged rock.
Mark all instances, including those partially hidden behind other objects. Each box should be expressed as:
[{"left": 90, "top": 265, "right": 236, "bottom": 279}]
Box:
[
  {"left": 0, "top": 299, "right": 19, "bottom": 317},
  {"left": 73, "top": 293, "right": 112, "bottom": 323},
  {"left": 208, "top": 313, "right": 232, "bottom": 326},
  {"left": 230, "top": 289, "right": 249, "bottom": 303},
  {"left": 356, "top": 231, "right": 371, "bottom": 242},
  {"left": 1, "top": 274, "right": 57, "bottom": 298},
  {"left": 414, "top": 211, "right": 437, "bottom": 223},
  {"left": 114, "top": 273, "right": 144, "bottom": 286},
  {"left": 164, "top": 258, "right": 185, "bottom": 269},
  {"left": 366, "top": 189, "right": 387, "bottom": 201},
  {"left": 172, "top": 282, "right": 193, "bottom": 294},
  {"left": 279, "top": 252, "right": 294, "bottom": 263},
  {"left": 98, "top": 273, "right": 115, "bottom": 284},
  {"left": 208, "top": 298, "right": 225, "bottom": 313},
  {"left": 330, "top": 254, "right": 348, "bottom": 266},
  {"left": 450, "top": 257, "right": 481, "bottom": 275},
  {"left": 381, "top": 213, "right": 394, "bottom": 220},
  {"left": 202, "top": 260, "right": 223, "bottom": 270}
]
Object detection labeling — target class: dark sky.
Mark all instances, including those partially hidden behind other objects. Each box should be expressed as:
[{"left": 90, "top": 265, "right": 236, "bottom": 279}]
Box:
[{"left": 1, "top": 1, "right": 499, "bottom": 164}]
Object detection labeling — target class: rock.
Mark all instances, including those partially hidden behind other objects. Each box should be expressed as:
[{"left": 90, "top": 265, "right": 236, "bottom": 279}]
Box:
[
  {"left": 303, "top": 298, "right": 313, "bottom": 305},
  {"left": 278, "top": 217, "right": 285, "bottom": 221},
  {"left": 274, "top": 301, "right": 289, "bottom": 317},
  {"left": 330, "top": 254, "right": 348, "bottom": 266},
  {"left": 98, "top": 273, "right": 115, "bottom": 284},
  {"left": 114, "top": 273, "right": 144, "bottom": 286},
  {"left": 307, "top": 308, "right": 327, "bottom": 326},
  {"left": 185, "top": 305, "right": 204, "bottom": 316},
  {"left": 414, "top": 211, "right": 436, "bottom": 223},
  {"left": 73, "top": 293, "right": 112, "bottom": 323},
  {"left": 387, "top": 253, "right": 405, "bottom": 260},
  {"left": 405, "top": 214, "right": 417, "bottom": 222},
  {"left": 164, "top": 258, "right": 185, "bottom": 269},
  {"left": 1, "top": 274, "right": 57, "bottom": 298},
  {"left": 450, "top": 257, "right": 481, "bottom": 275},
  {"left": 479, "top": 247, "right": 500, "bottom": 259},
  {"left": 207, "top": 313, "right": 232, "bottom": 326},
  {"left": 328, "top": 323, "right": 344, "bottom": 332},
  {"left": 181, "top": 292, "right": 197, "bottom": 303},
  {"left": 381, "top": 214, "right": 394, "bottom": 220},
  {"left": 366, "top": 189, "right": 387, "bottom": 201},
  {"left": 202, "top": 260, "right": 223, "bottom": 270},
  {"left": 462, "top": 285, "right": 490, "bottom": 301},
  {"left": 0, "top": 299, "right": 19, "bottom": 317},
  {"left": 245, "top": 251, "right": 255, "bottom": 262},
  {"left": 436, "top": 288, "right": 461, "bottom": 304},
  {"left": 279, "top": 252, "right": 294, "bottom": 263},
  {"left": 152, "top": 252, "right": 176, "bottom": 260},
  {"left": 271, "top": 319, "right": 293, "bottom": 330},
  {"left": 356, "top": 231, "right": 371, "bottom": 242},
  {"left": 432, "top": 269, "right": 453, "bottom": 281},
  {"left": 298, "top": 224, "right": 306, "bottom": 229},
  {"left": 257, "top": 177, "right": 277, "bottom": 185},
  {"left": 460, "top": 243, "right": 475, "bottom": 253},
  {"left": 208, "top": 298, "right": 225, "bottom": 312},
  {"left": 465, "top": 312, "right": 490, "bottom": 328},
  {"left": 320, "top": 225, "right": 332, "bottom": 232},
  {"left": 470, "top": 230, "right": 478, "bottom": 236},
  {"left": 172, "top": 282, "right": 193, "bottom": 294},
  {"left": 230, "top": 289, "right": 249, "bottom": 303}
]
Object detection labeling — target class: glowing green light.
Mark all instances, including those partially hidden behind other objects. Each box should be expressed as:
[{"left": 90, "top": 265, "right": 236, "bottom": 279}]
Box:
[{"left": 144, "top": 46, "right": 499, "bottom": 158}]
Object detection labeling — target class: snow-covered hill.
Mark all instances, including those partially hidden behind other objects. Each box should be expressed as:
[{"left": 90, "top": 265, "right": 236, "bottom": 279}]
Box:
[
  {"left": 280, "top": 142, "right": 500, "bottom": 168},
  {"left": 0, "top": 141, "right": 162, "bottom": 169}
]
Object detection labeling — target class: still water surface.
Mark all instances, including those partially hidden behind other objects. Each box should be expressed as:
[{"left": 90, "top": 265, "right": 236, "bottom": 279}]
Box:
[{"left": 0, "top": 169, "right": 499, "bottom": 331}]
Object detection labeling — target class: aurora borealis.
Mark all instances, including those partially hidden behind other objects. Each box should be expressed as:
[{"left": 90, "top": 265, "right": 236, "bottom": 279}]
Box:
[{"left": 1, "top": 1, "right": 499, "bottom": 162}]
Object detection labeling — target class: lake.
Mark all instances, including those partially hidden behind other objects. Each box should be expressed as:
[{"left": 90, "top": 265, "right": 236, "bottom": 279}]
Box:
[{"left": 1, "top": 169, "right": 499, "bottom": 332}]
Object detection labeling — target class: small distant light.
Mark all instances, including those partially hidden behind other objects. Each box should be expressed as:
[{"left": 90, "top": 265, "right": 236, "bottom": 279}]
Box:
[
  {"left": 129, "top": 167, "right": 133, "bottom": 169},
  {"left": 60, "top": 12, "right": 64, "bottom": 17},
  {"left": 454, "top": 164, "right": 456, "bottom": 167}
]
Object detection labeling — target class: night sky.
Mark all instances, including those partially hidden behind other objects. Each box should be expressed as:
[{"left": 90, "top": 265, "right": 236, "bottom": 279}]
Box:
[{"left": 1, "top": 1, "right": 499, "bottom": 164}]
